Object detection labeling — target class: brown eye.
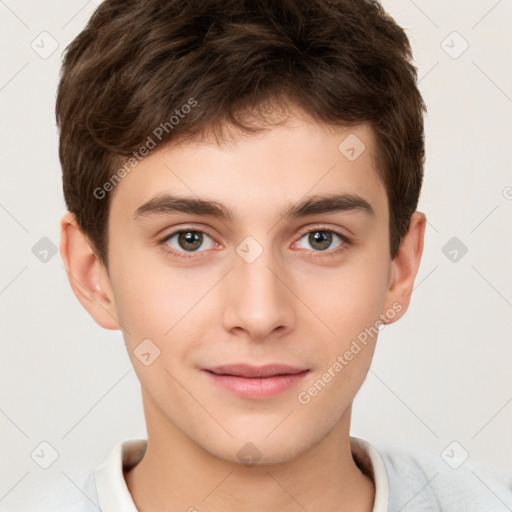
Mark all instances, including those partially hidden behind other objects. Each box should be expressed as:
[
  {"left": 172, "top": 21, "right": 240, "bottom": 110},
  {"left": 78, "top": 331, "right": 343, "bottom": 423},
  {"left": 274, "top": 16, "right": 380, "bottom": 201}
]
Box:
[
  {"left": 163, "top": 230, "right": 216, "bottom": 253},
  {"left": 178, "top": 231, "right": 203, "bottom": 251},
  {"left": 297, "top": 230, "right": 345, "bottom": 252},
  {"left": 308, "top": 231, "right": 333, "bottom": 251}
]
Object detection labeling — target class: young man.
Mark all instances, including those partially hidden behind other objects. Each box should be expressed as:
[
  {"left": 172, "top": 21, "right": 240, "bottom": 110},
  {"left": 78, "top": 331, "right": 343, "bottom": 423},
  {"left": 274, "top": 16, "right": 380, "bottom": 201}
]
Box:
[{"left": 56, "top": 0, "right": 511, "bottom": 511}]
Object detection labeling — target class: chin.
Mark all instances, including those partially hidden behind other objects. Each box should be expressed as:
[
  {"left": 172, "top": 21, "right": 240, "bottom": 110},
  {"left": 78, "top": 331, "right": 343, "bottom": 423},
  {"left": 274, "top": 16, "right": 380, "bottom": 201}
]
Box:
[{"left": 195, "top": 425, "right": 321, "bottom": 467}]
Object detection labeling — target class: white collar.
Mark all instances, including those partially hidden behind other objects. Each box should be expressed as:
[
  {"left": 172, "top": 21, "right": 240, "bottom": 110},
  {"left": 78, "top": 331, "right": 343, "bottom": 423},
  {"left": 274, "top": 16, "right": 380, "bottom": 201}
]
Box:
[
  {"left": 94, "top": 438, "right": 145, "bottom": 512},
  {"left": 351, "top": 436, "right": 389, "bottom": 511},
  {"left": 94, "top": 436, "right": 389, "bottom": 511}
]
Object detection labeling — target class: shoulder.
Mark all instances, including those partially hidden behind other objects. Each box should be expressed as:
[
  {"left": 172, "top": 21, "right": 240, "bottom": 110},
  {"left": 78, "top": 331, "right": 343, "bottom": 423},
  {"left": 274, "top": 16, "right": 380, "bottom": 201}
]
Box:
[
  {"left": 65, "top": 470, "right": 100, "bottom": 512},
  {"left": 17, "top": 470, "right": 100, "bottom": 512},
  {"left": 377, "top": 440, "right": 512, "bottom": 512}
]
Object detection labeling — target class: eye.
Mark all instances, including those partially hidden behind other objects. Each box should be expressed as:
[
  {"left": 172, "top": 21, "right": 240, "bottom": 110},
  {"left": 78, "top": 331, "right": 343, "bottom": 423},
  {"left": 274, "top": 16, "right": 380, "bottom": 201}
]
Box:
[
  {"left": 161, "top": 229, "right": 216, "bottom": 257},
  {"left": 159, "top": 226, "right": 352, "bottom": 260},
  {"left": 295, "top": 228, "right": 350, "bottom": 254}
]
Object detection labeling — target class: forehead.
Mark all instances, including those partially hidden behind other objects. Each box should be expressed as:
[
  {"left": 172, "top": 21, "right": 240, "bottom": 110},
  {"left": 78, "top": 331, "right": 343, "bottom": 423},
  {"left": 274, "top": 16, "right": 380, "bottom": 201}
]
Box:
[{"left": 108, "top": 116, "right": 388, "bottom": 226}]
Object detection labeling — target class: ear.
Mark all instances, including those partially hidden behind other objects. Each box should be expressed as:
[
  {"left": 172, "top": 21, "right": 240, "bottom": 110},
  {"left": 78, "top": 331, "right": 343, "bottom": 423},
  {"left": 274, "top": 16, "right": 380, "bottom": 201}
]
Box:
[
  {"left": 59, "top": 211, "right": 120, "bottom": 330},
  {"left": 381, "top": 211, "right": 426, "bottom": 324}
]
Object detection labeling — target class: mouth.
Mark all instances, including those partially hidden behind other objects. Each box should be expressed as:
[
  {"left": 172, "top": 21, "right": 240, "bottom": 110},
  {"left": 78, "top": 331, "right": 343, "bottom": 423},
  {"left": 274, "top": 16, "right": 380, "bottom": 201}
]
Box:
[
  {"left": 204, "top": 363, "right": 309, "bottom": 378},
  {"left": 202, "top": 363, "right": 310, "bottom": 399}
]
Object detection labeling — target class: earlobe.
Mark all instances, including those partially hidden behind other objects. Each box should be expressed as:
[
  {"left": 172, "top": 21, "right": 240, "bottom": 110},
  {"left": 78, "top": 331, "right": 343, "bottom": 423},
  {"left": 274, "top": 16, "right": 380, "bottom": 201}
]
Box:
[
  {"left": 59, "top": 211, "right": 121, "bottom": 331},
  {"left": 381, "top": 211, "right": 426, "bottom": 325}
]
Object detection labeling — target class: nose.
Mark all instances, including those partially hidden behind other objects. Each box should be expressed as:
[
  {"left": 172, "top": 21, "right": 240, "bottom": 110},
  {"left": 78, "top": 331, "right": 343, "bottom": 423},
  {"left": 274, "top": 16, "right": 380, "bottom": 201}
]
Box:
[{"left": 221, "top": 241, "right": 296, "bottom": 341}]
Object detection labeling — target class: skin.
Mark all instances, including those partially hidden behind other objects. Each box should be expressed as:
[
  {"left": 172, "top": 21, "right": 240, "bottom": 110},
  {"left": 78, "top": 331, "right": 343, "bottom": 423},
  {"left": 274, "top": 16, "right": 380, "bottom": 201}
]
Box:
[{"left": 60, "top": 107, "right": 426, "bottom": 512}]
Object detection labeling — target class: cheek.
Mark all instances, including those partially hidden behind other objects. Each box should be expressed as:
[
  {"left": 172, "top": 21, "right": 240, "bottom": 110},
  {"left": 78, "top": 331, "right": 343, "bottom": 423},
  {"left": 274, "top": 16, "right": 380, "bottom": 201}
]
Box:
[
  {"left": 306, "top": 257, "right": 389, "bottom": 339},
  {"left": 110, "top": 244, "right": 182, "bottom": 329},
  {"left": 110, "top": 255, "right": 213, "bottom": 367},
  {"left": 114, "top": 278, "right": 169, "bottom": 339}
]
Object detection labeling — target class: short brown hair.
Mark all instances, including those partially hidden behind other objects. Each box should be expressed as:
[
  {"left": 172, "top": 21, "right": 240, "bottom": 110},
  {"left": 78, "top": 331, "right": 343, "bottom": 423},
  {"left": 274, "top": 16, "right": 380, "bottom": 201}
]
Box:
[{"left": 56, "top": 0, "right": 426, "bottom": 269}]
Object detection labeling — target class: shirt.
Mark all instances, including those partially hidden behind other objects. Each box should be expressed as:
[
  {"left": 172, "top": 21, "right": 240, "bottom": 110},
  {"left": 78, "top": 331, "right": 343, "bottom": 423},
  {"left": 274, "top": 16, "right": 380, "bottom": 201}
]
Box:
[{"left": 23, "top": 437, "right": 512, "bottom": 511}]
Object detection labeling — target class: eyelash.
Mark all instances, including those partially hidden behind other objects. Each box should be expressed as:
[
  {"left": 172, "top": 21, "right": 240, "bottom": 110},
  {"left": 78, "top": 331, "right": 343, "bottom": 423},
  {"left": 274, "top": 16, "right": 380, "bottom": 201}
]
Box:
[{"left": 158, "top": 226, "right": 353, "bottom": 260}]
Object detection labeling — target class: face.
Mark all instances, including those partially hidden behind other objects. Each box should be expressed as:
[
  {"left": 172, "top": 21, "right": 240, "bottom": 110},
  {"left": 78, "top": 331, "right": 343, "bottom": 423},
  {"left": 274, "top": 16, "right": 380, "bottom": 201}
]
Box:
[{"left": 99, "top": 113, "right": 401, "bottom": 464}]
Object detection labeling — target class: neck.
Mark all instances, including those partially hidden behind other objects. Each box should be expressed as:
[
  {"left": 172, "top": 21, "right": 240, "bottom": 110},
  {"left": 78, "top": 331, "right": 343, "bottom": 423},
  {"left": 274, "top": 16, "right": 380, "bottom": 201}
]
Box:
[{"left": 125, "top": 394, "right": 375, "bottom": 512}]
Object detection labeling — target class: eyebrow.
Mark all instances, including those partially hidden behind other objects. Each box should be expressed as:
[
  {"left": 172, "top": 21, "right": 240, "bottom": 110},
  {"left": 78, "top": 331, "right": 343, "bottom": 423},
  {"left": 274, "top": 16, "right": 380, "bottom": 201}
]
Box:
[{"left": 133, "top": 192, "right": 375, "bottom": 221}]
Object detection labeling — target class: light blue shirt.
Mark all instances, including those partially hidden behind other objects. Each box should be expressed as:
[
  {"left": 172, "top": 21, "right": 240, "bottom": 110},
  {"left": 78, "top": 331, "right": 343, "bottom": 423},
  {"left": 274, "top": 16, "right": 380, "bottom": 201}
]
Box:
[{"left": 21, "top": 437, "right": 512, "bottom": 511}]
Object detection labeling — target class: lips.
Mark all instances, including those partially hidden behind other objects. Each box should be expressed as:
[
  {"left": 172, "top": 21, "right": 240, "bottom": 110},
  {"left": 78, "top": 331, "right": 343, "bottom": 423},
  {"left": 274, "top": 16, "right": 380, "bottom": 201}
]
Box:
[
  {"left": 204, "top": 363, "right": 308, "bottom": 378},
  {"left": 202, "top": 364, "right": 310, "bottom": 399}
]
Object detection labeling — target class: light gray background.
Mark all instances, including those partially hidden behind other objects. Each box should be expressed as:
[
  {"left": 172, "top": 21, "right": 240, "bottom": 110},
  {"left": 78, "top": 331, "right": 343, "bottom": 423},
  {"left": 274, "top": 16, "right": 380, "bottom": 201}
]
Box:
[{"left": 1, "top": 0, "right": 511, "bottom": 509}]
